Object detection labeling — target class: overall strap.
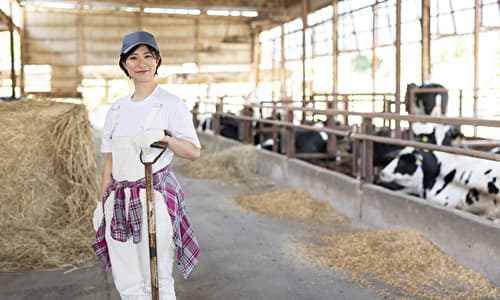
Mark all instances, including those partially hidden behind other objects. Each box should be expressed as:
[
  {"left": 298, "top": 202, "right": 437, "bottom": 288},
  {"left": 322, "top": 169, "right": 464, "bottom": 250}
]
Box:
[
  {"left": 142, "top": 102, "right": 163, "bottom": 130},
  {"left": 109, "top": 104, "right": 120, "bottom": 139}
]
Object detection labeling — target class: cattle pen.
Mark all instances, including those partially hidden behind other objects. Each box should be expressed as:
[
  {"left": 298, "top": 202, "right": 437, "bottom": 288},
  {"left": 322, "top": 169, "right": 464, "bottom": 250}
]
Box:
[
  {"left": 193, "top": 90, "right": 500, "bottom": 283},
  {"left": 198, "top": 129, "right": 500, "bottom": 287}
]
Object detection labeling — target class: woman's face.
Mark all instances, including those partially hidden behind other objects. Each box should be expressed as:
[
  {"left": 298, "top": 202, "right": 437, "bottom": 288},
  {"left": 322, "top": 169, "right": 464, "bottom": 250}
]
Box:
[{"left": 123, "top": 45, "right": 159, "bottom": 83}]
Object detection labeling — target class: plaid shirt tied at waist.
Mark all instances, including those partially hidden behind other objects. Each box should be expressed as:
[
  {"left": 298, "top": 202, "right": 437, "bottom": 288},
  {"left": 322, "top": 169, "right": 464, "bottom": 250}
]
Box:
[{"left": 92, "top": 164, "right": 200, "bottom": 279}]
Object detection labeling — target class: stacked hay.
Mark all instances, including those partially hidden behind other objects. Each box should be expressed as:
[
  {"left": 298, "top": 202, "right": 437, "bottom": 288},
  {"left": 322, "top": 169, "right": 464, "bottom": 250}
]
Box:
[
  {"left": 0, "top": 100, "right": 99, "bottom": 271},
  {"left": 236, "top": 188, "right": 347, "bottom": 224},
  {"left": 298, "top": 230, "right": 500, "bottom": 299},
  {"left": 180, "top": 145, "right": 269, "bottom": 187}
]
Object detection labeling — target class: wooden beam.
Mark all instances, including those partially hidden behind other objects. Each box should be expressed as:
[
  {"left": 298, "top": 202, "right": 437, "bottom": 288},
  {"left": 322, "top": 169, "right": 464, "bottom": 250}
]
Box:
[
  {"left": 395, "top": 0, "right": 401, "bottom": 137},
  {"left": 25, "top": 0, "right": 285, "bottom": 14},
  {"left": 473, "top": 0, "right": 480, "bottom": 136},
  {"left": 331, "top": 0, "right": 338, "bottom": 94},
  {"left": 371, "top": 3, "right": 377, "bottom": 92},
  {"left": 9, "top": 10, "right": 16, "bottom": 98},
  {"left": 279, "top": 24, "right": 286, "bottom": 98},
  {"left": 301, "top": 0, "right": 308, "bottom": 122},
  {"left": 421, "top": 0, "right": 430, "bottom": 83}
]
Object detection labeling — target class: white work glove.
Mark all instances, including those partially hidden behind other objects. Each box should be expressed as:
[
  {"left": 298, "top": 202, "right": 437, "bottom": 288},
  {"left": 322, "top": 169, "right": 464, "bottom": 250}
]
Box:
[
  {"left": 92, "top": 202, "right": 104, "bottom": 231},
  {"left": 134, "top": 129, "right": 164, "bottom": 154}
]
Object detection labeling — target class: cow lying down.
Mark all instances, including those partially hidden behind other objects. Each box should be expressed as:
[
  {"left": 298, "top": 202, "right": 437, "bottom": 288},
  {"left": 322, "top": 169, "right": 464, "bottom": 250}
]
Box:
[{"left": 378, "top": 147, "right": 500, "bottom": 221}]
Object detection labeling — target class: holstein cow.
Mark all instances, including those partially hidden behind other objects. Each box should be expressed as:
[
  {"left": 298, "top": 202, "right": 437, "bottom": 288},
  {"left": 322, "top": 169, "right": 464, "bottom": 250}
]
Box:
[
  {"left": 406, "top": 82, "right": 448, "bottom": 116},
  {"left": 378, "top": 147, "right": 500, "bottom": 221},
  {"left": 255, "top": 119, "right": 329, "bottom": 155},
  {"left": 371, "top": 122, "right": 464, "bottom": 168},
  {"left": 199, "top": 113, "right": 240, "bottom": 140}
]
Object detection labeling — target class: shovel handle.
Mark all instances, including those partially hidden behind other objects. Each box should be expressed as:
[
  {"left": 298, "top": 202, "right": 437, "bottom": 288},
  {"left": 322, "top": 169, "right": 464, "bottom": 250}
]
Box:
[
  {"left": 151, "top": 141, "right": 169, "bottom": 149},
  {"left": 139, "top": 141, "right": 168, "bottom": 165}
]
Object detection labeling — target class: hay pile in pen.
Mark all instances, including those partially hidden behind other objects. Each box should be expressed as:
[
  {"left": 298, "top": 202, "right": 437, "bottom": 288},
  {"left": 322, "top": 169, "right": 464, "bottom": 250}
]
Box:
[
  {"left": 180, "top": 145, "right": 269, "bottom": 187},
  {"left": 236, "top": 188, "right": 347, "bottom": 224},
  {"left": 298, "top": 229, "right": 500, "bottom": 299},
  {"left": 0, "top": 100, "right": 99, "bottom": 271}
]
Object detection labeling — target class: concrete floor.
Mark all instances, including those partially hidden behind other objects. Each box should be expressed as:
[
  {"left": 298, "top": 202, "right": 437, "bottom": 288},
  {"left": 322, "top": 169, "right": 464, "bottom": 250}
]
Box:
[{"left": 0, "top": 165, "right": 393, "bottom": 300}]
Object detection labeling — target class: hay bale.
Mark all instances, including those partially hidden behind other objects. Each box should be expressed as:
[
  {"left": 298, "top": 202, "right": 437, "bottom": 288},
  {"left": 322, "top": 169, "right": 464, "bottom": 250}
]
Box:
[
  {"left": 298, "top": 229, "right": 500, "bottom": 299},
  {"left": 235, "top": 188, "right": 347, "bottom": 224},
  {"left": 180, "top": 145, "right": 269, "bottom": 187},
  {"left": 0, "top": 100, "right": 99, "bottom": 271}
]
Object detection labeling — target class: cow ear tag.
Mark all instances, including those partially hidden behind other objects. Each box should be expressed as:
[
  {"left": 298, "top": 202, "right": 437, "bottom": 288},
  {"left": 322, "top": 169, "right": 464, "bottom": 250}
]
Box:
[
  {"left": 422, "top": 136, "right": 429, "bottom": 142},
  {"left": 416, "top": 158, "right": 422, "bottom": 165},
  {"left": 456, "top": 136, "right": 462, "bottom": 142}
]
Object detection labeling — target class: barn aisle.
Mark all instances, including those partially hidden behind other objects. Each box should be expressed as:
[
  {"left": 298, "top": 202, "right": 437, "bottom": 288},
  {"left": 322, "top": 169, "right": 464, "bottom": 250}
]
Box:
[{"left": 171, "top": 169, "right": 383, "bottom": 300}]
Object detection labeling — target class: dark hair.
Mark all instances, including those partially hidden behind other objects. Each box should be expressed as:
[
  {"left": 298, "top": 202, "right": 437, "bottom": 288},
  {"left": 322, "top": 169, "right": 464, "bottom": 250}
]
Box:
[{"left": 119, "top": 44, "right": 162, "bottom": 78}]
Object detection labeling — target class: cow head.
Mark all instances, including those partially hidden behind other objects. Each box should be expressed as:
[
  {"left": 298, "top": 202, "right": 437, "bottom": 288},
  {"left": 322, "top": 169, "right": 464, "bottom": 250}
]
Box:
[
  {"left": 378, "top": 147, "right": 425, "bottom": 197},
  {"left": 412, "top": 123, "right": 464, "bottom": 146},
  {"left": 378, "top": 147, "right": 441, "bottom": 198},
  {"left": 407, "top": 82, "right": 448, "bottom": 116}
]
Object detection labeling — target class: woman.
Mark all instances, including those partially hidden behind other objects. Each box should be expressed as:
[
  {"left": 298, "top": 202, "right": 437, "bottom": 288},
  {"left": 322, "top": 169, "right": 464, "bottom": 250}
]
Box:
[{"left": 92, "top": 31, "right": 201, "bottom": 300}]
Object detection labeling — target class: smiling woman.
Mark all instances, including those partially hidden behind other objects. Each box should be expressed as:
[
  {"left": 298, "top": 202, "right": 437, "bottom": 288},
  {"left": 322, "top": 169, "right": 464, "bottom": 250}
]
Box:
[{"left": 92, "top": 31, "right": 201, "bottom": 300}]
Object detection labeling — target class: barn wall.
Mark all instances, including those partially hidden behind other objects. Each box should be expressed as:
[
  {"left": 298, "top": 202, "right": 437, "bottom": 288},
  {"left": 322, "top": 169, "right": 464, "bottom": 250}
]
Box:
[
  {"left": 198, "top": 132, "right": 500, "bottom": 286},
  {"left": 24, "top": 8, "right": 252, "bottom": 96}
]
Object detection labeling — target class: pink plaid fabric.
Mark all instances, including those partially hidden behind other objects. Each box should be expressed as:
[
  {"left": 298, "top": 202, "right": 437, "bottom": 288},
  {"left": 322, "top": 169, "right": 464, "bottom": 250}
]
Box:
[{"left": 92, "top": 164, "right": 200, "bottom": 279}]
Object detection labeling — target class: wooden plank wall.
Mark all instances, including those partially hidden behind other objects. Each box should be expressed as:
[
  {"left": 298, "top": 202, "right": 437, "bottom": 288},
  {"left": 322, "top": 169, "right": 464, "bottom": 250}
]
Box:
[{"left": 24, "top": 8, "right": 252, "bottom": 97}]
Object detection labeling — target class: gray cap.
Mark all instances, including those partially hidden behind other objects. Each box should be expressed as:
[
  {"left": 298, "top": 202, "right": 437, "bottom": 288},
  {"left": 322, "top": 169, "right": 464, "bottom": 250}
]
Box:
[{"left": 121, "top": 31, "right": 159, "bottom": 54}]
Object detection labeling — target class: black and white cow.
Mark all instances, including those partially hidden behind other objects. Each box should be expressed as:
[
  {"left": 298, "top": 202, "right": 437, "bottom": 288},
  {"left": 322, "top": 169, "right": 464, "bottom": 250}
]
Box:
[
  {"left": 371, "top": 123, "right": 464, "bottom": 168},
  {"left": 378, "top": 147, "right": 500, "bottom": 221},
  {"left": 199, "top": 114, "right": 240, "bottom": 140},
  {"left": 406, "top": 82, "right": 449, "bottom": 116},
  {"left": 255, "top": 121, "right": 328, "bottom": 155},
  {"left": 411, "top": 122, "right": 464, "bottom": 147}
]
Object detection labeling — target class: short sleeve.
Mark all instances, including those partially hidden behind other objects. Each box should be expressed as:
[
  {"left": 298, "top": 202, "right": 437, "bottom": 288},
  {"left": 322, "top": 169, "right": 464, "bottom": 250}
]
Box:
[
  {"left": 100, "top": 106, "right": 113, "bottom": 153},
  {"left": 169, "top": 101, "right": 201, "bottom": 148}
]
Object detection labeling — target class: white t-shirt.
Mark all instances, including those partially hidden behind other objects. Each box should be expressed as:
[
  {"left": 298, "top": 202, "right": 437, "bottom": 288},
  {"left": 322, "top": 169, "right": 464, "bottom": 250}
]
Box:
[{"left": 101, "top": 86, "right": 201, "bottom": 168}]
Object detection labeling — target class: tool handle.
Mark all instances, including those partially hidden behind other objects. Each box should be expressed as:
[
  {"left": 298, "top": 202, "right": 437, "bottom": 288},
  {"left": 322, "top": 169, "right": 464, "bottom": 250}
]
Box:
[{"left": 150, "top": 141, "right": 169, "bottom": 149}]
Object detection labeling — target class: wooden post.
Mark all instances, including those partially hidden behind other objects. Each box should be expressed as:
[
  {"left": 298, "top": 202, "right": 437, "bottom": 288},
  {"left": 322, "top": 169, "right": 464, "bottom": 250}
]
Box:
[
  {"left": 372, "top": 4, "right": 377, "bottom": 92},
  {"left": 9, "top": 20, "right": 16, "bottom": 99},
  {"left": 351, "top": 124, "right": 359, "bottom": 178},
  {"left": 326, "top": 100, "right": 337, "bottom": 158},
  {"left": 213, "top": 98, "right": 223, "bottom": 136},
  {"left": 473, "top": 0, "right": 480, "bottom": 136},
  {"left": 421, "top": 0, "right": 431, "bottom": 83},
  {"left": 280, "top": 25, "right": 286, "bottom": 99},
  {"left": 332, "top": 0, "right": 339, "bottom": 95},
  {"left": 301, "top": 0, "right": 309, "bottom": 123},
  {"left": 239, "top": 104, "right": 253, "bottom": 143},
  {"left": 361, "top": 117, "right": 374, "bottom": 184},
  {"left": 395, "top": 0, "right": 402, "bottom": 138},
  {"left": 271, "top": 109, "right": 279, "bottom": 152}
]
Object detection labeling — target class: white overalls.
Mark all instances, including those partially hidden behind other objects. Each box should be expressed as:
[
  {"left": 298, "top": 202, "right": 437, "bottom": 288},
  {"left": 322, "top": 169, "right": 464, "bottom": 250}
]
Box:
[{"left": 105, "top": 103, "right": 176, "bottom": 300}]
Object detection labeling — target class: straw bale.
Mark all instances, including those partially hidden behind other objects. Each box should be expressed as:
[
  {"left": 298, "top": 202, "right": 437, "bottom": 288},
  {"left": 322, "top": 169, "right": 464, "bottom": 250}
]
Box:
[
  {"left": 179, "top": 145, "right": 270, "bottom": 187},
  {"left": 297, "top": 229, "right": 500, "bottom": 299},
  {"left": 235, "top": 188, "right": 347, "bottom": 225},
  {"left": 0, "top": 99, "right": 99, "bottom": 271}
]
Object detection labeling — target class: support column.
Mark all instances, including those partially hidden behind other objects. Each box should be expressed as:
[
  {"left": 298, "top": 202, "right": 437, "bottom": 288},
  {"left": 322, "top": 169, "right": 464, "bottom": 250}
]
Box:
[
  {"left": 395, "top": 0, "right": 402, "bottom": 137},
  {"left": 9, "top": 21, "right": 16, "bottom": 98},
  {"left": 301, "top": 0, "right": 309, "bottom": 123},
  {"left": 421, "top": 0, "right": 431, "bottom": 83},
  {"left": 473, "top": 0, "right": 480, "bottom": 135},
  {"left": 332, "top": 0, "right": 339, "bottom": 94},
  {"left": 280, "top": 25, "right": 286, "bottom": 99},
  {"left": 371, "top": 4, "right": 377, "bottom": 92}
]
